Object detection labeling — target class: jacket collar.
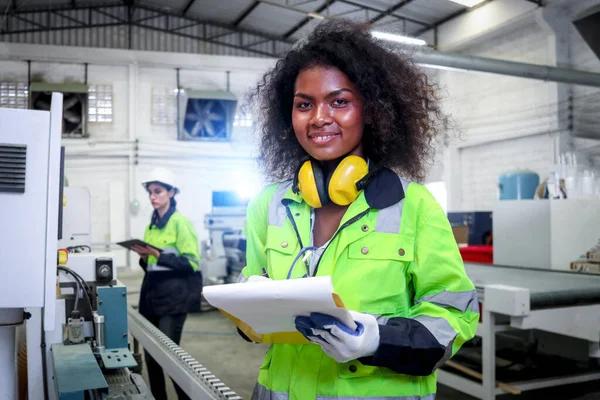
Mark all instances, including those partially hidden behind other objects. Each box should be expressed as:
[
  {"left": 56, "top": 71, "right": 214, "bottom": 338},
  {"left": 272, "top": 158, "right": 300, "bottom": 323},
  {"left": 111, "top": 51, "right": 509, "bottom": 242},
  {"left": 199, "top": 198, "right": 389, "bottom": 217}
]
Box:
[
  {"left": 150, "top": 206, "right": 176, "bottom": 229},
  {"left": 282, "top": 167, "right": 405, "bottom": 210}
]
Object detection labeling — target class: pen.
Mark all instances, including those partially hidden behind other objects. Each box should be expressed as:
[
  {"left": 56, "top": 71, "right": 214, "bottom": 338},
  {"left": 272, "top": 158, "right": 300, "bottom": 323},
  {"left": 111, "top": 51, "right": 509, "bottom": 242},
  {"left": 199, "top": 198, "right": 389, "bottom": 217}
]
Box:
[{"left": 262, "top": 268, "right": 270, "bottom": 278}]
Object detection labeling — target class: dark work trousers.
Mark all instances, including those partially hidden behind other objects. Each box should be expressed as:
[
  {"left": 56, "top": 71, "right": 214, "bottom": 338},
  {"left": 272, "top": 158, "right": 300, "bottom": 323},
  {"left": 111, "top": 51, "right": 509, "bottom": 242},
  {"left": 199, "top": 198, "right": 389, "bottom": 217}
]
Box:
[{"left": 145, "top": 314, "right": 190, "bottom": 400}]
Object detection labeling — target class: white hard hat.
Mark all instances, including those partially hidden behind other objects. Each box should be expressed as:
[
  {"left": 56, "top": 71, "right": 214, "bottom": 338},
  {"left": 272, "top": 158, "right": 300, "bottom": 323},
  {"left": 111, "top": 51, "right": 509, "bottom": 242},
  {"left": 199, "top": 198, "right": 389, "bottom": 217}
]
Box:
[{"left": 142, "top": 167, "right": 180, "bottom": 194}]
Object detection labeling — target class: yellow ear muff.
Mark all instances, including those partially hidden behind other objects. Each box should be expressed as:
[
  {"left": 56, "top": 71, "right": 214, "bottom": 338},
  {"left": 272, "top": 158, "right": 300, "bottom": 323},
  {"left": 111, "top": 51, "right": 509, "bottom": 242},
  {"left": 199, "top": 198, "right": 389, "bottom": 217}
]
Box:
[
  {"left": 328, "top": 155, "right": 369, "bottom": 206},
  {"left": 297, "top": 161, "right": 323, "bottom": 208}
]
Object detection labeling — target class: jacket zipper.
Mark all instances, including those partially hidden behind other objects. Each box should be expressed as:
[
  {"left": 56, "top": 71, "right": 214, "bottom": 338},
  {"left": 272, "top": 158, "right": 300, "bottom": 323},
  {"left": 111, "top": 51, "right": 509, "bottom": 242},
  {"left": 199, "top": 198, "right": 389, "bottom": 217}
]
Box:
[{"left": 285, "top": 205, "right": 370, "bottom": 277}]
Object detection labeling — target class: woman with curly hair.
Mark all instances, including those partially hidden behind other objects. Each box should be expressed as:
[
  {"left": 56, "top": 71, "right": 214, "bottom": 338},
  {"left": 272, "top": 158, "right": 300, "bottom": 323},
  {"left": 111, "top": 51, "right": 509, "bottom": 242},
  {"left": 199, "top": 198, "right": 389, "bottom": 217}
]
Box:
[{"left": 239, "top": 18, "right": 479, "bottom": 400}]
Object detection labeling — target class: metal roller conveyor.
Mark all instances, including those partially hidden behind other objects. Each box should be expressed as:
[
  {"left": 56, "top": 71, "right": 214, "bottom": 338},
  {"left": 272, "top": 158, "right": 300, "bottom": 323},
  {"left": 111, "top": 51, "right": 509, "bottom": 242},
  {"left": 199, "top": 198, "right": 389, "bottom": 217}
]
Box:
[
  {"left": 438, "top": 262, "right": 600, "bottom": 400},
  {"left": 127, "top": 306, "right": 242, "bottom": 400},
  {"left": 465, "top": 262, "right": 600, "bottom": 309}
]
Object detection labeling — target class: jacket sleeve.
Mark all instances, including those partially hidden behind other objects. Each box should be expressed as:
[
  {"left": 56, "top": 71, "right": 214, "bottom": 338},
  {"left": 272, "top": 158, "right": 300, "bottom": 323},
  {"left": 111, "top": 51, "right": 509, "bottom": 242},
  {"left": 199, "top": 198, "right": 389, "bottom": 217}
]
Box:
[
  {"left": 139, "top": 257, "right": 148, "bottom": 272},
  {"left": 156, "top": 218, "right": 201, "bottom": 273},
  {"left": 236, "top": 185, "right": 276, "bottom": 341},
  {"left": 238, "top": 184, "right": 276, "bottom": 282},
  {"left": 360, "top": 192, "right": 480, "bottom": 376},
  {"left": 139, "top": 226, "right": 149, "bottom": 272}
]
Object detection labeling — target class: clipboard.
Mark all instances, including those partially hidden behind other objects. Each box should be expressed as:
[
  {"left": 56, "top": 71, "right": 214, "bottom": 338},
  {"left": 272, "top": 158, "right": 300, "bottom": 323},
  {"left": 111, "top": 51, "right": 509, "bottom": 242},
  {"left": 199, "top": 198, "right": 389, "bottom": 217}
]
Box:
[
  {"left": 202, "top": 276, "right": 356, "bottom": 345},
  {"left": 218, "top": 293, "right": 349, "bottom": 344},
  {"left": 116, "top": 239, "right": 163, "bottom": 253}
]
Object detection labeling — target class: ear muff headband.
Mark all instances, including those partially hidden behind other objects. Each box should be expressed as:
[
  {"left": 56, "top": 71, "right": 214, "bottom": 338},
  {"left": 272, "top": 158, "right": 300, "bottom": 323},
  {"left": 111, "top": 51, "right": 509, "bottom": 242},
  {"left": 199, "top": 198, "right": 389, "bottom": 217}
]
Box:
[
  {"left": 312, "top": 161, "right": 330, "bottom": 207},
  {"left": 328, "top": 155, "right": 369, "bottom": 206}
]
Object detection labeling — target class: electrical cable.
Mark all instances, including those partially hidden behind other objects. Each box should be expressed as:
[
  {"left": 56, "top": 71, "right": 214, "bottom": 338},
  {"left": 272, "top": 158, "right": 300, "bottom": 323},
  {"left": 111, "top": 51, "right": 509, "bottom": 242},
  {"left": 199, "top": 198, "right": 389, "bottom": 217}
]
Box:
[
  {"left": 57, "top": 266, "right": 97, "bottom": 340},
  {"left": 72, "top": 272, "right": 81, "bottom": 314},
  {"left": 57, "top": 266, "right": 94, "bottom": 312},
  {"left": 58, "top": 266, "right": 92, "bottom": 296}
]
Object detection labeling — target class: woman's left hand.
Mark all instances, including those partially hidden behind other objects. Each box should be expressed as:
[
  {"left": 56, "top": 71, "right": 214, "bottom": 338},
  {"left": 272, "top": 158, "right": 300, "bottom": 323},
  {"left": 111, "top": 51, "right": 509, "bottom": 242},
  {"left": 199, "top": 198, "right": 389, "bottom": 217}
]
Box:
[
  {"left": 131, "top": 244, "right": 161, "bottom": 259},
  {"left": 295, "top": 310, "right": 380, "bottom": 363}
]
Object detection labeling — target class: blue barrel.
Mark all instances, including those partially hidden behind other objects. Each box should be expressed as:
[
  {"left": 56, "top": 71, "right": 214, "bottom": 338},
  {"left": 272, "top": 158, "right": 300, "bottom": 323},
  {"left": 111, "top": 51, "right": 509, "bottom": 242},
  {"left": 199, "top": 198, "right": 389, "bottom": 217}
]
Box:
[{"left": 498, "top": 170, "right": 540, "bottom": 200}]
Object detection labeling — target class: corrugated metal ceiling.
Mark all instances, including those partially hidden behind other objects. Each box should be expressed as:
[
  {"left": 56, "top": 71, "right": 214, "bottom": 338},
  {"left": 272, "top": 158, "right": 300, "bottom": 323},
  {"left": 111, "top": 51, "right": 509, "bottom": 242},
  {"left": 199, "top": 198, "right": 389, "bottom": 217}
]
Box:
[{"left": 0, "top": 0, "right": 472, "bottom": 38}]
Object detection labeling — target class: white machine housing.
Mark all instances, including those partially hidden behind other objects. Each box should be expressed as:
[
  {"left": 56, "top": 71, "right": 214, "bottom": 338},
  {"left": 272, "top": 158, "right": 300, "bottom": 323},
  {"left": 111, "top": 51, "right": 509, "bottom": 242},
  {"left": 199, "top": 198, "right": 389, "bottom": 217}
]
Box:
[
  {"left": 57, "top": 253, "right": 117, "bottom": 284},
  {"left": 0, "top": 98, "right": 62, "bottom": 311},
  {"left": 58, "top": 187, "right": 92, "bottom": 249},
  {"left": 0, "top": 94, "right": 63, "bottom": 400},
  {"left": 493, "top": 199, "right": 600, "bottom": 270}
]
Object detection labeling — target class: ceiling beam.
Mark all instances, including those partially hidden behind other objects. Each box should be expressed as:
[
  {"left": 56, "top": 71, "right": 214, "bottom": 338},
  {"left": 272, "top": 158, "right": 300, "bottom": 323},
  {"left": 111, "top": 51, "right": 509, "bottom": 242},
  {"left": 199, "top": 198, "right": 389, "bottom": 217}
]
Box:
[
  {"left": 283, "top": 0, "right": 334, "bottom": 39},
  {"left": 181, "top": 0, "right": 196, "bottom": 16},
  {"left": 3, "top": 2, "right": 295, "bottom": 55},
  {"left": 3, "top": 2, "right": 294, "bottom": 56},
  {"left": 337, "top": 0, "right": 429, "bottom": 27},
  {"left": 136, "top": 4, "right": 294, "bottom": 43},
  {"left": 233, "top": 1, "right": 260, "bottom": 26},
  {"left": 369, "top": 0, "right": 416, "bottom": 24}
]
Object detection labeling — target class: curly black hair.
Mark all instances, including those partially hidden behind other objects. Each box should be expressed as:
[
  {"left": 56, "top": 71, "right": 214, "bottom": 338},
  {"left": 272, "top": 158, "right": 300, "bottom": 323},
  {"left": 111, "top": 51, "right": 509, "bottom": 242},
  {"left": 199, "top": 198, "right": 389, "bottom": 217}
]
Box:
[{"left": 248, "top": 18, "right": 446, "bottom": 183}]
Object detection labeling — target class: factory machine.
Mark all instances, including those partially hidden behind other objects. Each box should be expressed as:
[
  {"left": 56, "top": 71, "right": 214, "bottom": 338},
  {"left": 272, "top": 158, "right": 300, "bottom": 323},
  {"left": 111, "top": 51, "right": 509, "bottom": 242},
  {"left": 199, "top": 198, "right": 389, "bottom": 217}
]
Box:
[
  {"left": 202, "top": 191, "right": 248, "bottom": 284},
  {"left": 0, "top": 94, "right": 240, "bottom": 400},
  {"left": 437, "top": 262, "right": 600, "bottom": 399},
  {"left": 441, "top": 175, "right": 600, "bottom": 398},
  {"left": 440, "top": 196, "right": 600, "bottom": 398}
]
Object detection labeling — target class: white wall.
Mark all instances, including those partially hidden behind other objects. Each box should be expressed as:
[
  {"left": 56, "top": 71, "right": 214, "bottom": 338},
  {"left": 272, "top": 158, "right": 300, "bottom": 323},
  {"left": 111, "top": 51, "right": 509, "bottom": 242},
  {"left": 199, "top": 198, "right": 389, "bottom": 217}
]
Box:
[
  {"left": 567, "top": 0, "right": 600, "bottom": 165},
  {"left": 432, "top": 1, "right": 600, "bottom": 211},
  {"left": 433, "top": 22, "right": 558, "bottom": 211},
  {"left": 0, "top": 43, "right": 274, "bottom": 267}
]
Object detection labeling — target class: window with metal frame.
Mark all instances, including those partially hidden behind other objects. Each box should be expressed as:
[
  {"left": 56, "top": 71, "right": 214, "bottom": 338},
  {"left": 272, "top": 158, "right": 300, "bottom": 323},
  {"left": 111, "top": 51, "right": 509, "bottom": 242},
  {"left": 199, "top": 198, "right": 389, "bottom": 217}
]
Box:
[
  {"left": 0, "top": 82, "right": 28, "bottom": 109},
  {"left": 88, "top": 85, "right": 113, "bottom": 123},
  {"left": 151, "top": 86, "right": 179, "bottom": 125}
]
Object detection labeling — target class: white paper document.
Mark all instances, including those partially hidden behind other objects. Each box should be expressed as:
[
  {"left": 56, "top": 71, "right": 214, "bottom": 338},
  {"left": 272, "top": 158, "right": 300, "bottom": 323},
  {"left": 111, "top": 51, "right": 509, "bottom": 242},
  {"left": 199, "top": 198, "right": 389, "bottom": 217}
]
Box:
[{"left": 202, "top": 276, "right": 357, "bottom": 334}]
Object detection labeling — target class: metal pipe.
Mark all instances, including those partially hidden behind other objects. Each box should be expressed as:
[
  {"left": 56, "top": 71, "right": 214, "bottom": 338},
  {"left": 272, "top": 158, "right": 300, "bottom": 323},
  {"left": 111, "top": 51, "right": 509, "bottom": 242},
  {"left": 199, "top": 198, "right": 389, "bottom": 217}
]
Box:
[
  {"left": 410, "top": 47, "right": 600, "bottom": 88},
  {"left": 27, "top": 60, "right": 31, "bottom": 108},
  {"left": 93, "top": 312, "right": 105, "bottom": 352},
  {"left": 176, "top": 68, "right": 181, "bottom": 139}
]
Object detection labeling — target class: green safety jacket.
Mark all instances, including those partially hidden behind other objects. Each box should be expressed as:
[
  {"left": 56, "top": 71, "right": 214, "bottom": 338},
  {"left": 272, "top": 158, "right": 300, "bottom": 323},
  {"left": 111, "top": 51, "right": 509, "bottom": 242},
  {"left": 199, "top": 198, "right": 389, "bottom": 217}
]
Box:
[
  {"left": 240, "top": 168, "right": 479, "bottom": 400},
  {"left": 139, "top": 207, "right": 203, "bottom": 317}
]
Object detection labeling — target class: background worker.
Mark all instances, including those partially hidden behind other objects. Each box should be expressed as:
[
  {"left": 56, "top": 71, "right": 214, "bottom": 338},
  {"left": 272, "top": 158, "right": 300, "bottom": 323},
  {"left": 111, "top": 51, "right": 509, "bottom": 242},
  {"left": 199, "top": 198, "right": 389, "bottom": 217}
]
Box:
[{"left": 132, "top": 167, "right": 202, "bottom": 400}]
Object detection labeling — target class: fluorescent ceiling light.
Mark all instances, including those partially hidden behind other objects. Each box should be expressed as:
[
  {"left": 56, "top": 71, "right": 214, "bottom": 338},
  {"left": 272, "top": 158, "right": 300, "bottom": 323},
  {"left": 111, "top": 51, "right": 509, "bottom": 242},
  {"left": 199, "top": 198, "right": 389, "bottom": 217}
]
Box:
[
  {"left": 371, "top": 31, "right": 427, "bottom": 46},
  {"left": 307, "top": 12, "right": 325, "bottom": 20},
  {"left": 446, "top": 0, "right": 486, "bottom": 7}
]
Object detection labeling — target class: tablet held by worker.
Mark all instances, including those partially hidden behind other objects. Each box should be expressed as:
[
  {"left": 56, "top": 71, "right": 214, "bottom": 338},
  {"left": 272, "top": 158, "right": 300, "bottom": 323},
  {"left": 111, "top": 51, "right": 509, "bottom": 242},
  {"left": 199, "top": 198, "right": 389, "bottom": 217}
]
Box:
[{"left": 116, "top": 239, "right": 162, "bottom": 253}]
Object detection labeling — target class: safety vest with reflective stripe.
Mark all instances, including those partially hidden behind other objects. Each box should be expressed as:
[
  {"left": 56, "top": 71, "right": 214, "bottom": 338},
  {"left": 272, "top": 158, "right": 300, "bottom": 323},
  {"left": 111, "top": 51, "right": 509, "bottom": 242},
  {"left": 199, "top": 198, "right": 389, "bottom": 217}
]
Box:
[
  {"left": 144, "top": 211, "right": 200, "bottom": 272},
  {"left": 139, "top": 210, "right": 202, "bottom": 317},
  {"left": 240, "top": 175, "right": 479, "bottom": 400}
]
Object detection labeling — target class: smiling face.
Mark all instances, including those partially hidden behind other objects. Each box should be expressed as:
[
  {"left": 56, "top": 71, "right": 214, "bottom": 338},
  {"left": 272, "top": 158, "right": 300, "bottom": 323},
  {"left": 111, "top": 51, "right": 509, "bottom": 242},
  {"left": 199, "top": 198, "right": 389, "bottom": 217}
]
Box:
[{"left": 292, "top": 66, "right": 365, "bottom": 162}]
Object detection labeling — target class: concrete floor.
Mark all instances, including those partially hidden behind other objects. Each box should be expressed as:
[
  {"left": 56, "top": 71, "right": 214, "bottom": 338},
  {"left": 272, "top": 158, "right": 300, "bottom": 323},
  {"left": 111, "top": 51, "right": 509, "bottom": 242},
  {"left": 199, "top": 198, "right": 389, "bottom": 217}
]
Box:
[{"left": 118, "top": 270, "right": 599, "bottom": 400}]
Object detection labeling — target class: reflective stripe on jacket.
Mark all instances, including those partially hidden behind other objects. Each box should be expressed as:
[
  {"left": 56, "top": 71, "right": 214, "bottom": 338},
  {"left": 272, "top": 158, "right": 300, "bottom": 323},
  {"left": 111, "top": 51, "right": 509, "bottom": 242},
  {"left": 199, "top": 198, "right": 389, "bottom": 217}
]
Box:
[
  {"left": 139, "top": 208, "right": 203, "bottom": 316},
  {"left": 240, "top": 168, "right": 479, "bottom": 400}
]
